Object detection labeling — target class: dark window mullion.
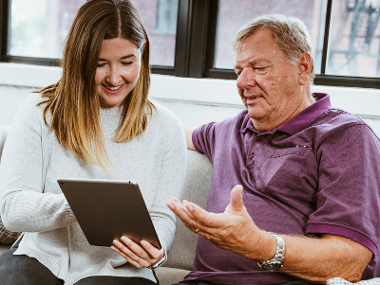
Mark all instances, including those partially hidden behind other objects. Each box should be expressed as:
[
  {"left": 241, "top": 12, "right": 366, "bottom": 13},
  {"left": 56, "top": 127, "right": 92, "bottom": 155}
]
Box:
[
  {"left": 1, "top": 55, "right": 59, "bottom": 66},
  {"left": 314, "top": 75, "right": 380, "bottom": 89},
  {"left": 0, "top": 0, "right": 9, "bottom": 62},
  {"left": 174, "top": 0, "right": 219, "bottom": 78},
  {"left": 174, "top": 0, "right": 193, "bottom": 77},
  {"left": 187, "top": 0, "right": 215, "bottom": 78},
  {"left": 202, "top": 0, "right": 219, "bottom": 78},
  {"left": 320, "top": 0, "right": 334, "bottom": 75}
]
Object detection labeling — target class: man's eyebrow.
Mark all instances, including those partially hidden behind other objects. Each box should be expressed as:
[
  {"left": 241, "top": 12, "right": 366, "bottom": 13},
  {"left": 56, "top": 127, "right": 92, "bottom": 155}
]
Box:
[
  {"left": 234, "top": 58, "right": 271, "bottom": 69},
  {"left": 248, "top": 58, "right": 271, "bottom": 65},
  {"left": 98, "top": 54, "right": 136, "bottom": 61}
]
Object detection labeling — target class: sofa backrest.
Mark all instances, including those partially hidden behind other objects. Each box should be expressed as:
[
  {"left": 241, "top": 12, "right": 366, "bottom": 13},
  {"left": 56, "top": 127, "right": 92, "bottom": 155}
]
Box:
[
  {"left": 164, "top": 150, "right": 213, "bottom": 271},
  {"left": 0, "top": 125, "right": 10, "bottom": 163},
  {"left": 0, "top": 125, "right": 213, "bottom": 270}
]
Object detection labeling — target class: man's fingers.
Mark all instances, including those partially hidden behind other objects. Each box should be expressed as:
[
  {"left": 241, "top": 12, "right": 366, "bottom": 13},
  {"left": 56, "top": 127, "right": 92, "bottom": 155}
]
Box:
[
  {"left": 229, "top": 185, "right": 244, "bottom": 212},
  {"left": 167, "top": 198, "right": 198, "bottom": 230},
  {"left": 184, "top": 201, "right": 226, "bottom": 229}
]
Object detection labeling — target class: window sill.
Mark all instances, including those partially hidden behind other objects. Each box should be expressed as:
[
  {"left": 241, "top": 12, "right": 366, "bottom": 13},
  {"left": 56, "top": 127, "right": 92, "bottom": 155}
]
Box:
[{"left": 0, "top": 62, "right": 379, "bottom": 119}]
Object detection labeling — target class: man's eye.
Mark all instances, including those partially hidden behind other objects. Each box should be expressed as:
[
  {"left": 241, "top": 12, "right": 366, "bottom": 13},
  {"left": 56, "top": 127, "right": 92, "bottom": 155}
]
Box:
[{"left": 255, "top": 67, "right": 267, "bottom": 72}]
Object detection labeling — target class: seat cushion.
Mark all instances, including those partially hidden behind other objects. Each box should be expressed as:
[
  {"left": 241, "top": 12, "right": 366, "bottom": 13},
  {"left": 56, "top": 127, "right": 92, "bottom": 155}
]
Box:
[
  {"left": 164, "top": 150, "right": 212, "bottom": 271},
  {"left": 155, "top": 267, "right": 190, "bottom": 285}
]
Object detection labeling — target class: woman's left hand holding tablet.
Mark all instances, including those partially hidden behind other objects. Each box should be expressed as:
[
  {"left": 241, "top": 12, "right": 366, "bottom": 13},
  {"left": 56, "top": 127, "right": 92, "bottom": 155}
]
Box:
[{"left": 111, "top": 237, "right": 164, "bottom": 268}]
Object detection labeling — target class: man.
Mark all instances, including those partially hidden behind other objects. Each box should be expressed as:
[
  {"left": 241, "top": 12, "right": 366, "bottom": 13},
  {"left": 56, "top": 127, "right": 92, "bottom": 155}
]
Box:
[{"left": 166, "top": 14, "right": 380, "bottom": 284}]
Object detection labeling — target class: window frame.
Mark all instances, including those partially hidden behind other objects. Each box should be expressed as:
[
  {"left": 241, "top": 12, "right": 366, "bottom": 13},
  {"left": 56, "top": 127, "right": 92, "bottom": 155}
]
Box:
[{"left": 1, "top": 0, "right": 379, "bottom": 89}]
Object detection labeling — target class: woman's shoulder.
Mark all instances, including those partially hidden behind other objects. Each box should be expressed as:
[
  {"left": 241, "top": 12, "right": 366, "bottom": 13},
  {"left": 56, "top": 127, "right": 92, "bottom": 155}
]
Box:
[
  {"left": 16, "top": 93, "right": 46, "bottom": 117},
  {"left": 144, "top": 99, "right": 184, "bottom": 142},
  {"left": 148, "top": 99, "right": 181, "bottom": 125},
  {"left": 9, "top": 93, "right": 49, "bottom": 136}
]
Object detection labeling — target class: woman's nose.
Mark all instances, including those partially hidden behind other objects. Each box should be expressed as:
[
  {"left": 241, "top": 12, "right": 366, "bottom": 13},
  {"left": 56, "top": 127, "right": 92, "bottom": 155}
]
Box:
[{"left": 106, "top": 66, "right": 120, "bottom": 85}]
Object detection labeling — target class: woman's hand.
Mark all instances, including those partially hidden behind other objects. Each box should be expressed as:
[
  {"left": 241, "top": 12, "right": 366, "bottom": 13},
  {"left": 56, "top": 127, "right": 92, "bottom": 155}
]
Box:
[{"left": 111, "top": 236, "right": 164, "bottom": 268}]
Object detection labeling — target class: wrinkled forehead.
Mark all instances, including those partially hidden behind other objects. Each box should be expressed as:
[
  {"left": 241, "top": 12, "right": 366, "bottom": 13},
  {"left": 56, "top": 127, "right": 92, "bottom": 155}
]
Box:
[{"left": 234, "top": 28, "right": 282, "bottom": 63}]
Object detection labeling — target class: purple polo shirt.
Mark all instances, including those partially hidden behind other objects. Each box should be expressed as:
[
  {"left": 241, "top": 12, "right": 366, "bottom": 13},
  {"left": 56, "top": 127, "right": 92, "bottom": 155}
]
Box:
[{"left": 184, "top": 93, "right": 380, "bottom": 285}]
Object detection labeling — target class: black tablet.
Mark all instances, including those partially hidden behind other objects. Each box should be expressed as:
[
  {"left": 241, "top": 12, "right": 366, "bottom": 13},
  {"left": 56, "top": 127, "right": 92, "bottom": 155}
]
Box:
[{"left": 58, "top": 178, "right": 161, "bottom": 249}]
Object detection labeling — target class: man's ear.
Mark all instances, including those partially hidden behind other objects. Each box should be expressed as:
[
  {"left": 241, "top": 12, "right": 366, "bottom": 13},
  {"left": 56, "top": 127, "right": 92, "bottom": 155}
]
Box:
[{"left": 298, "top": 52, "right": 312, "bottom": 85}]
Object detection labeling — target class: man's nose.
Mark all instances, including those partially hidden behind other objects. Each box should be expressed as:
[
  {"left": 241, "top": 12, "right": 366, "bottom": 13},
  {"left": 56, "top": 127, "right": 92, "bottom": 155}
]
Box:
[{"left": 236, "top": 68, "right": 256, "bottom": 90}]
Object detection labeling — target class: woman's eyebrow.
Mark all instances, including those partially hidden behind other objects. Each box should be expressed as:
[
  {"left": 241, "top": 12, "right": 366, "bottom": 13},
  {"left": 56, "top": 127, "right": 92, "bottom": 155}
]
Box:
[{"left": 98, "top": 54, "right": 136, "bottom": 61}]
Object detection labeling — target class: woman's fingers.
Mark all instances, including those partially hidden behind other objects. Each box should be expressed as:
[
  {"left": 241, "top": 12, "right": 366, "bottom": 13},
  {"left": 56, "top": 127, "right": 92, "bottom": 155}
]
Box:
[{"left": 111, "top": 236, "right": 163, "bottom": 268}]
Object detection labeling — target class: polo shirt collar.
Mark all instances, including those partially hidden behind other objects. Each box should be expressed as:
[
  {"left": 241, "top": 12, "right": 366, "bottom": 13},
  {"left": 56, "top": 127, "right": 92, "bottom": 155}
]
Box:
[{"left": 241, "top": 93, "right": 332, "bottom": 135}]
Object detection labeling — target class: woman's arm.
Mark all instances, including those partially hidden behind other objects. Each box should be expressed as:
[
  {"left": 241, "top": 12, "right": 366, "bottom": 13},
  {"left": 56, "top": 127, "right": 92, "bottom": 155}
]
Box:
[
  {"left": 0, "top": 95, "right": 76, "bottom": 232},
  {"left": 112, "top": 107, "right": 187, "bottom": 267}
]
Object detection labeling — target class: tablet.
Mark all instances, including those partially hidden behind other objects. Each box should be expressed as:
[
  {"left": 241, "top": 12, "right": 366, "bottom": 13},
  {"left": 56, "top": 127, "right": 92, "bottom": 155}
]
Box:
[{"left": 58, "top": 178, "right": 161, "bottom": 249}]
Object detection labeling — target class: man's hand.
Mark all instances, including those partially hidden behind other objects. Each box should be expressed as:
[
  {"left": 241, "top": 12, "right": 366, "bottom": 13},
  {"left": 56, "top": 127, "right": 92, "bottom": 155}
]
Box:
[
  {"left": 111, "top": 236, "right": 164, "bottom": 269},
  {"left": 167, "top": 185, "right": 373, "bottom": 283},
  {"left": 166, "top": 185, "right": 275, "bottom": 262}
]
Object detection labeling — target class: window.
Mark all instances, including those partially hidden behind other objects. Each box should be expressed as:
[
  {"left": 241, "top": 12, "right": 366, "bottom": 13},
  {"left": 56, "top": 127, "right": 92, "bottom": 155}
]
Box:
[
  {"left": 1, "top": 0, "right": 178, "bottom": 67},
  {"left": 214, "top": 0, "right": 327, "bottom": 74},
  {"left": 155, "top": 0, "right": 179, "bottom": 35},
  {"left": 327, "top": 0, "right": 380, "bottom": 78},
  {"left": 132, "top": 0, "right": 178, "bottom": 66},
  {"left": 1, "top": 0, "right": 379, "bottom": 88},
  {"left": 7, "top": 0, "right": 86, "bottom": 59}
]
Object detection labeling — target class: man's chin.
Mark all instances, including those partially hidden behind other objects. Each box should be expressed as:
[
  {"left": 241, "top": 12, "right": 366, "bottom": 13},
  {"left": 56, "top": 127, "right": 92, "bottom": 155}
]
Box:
[{"left": 247, "top": 108, "right": 264, "bottom": 120}]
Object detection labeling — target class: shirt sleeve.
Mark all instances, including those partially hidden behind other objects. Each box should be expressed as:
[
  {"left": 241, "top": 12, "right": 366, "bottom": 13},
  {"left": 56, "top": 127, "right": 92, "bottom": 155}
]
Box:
[
  {"left": 306, "top": 123, "right": 380, "bottom": 256},
  {"left": 192, "top": 122, "right": 218, "bottom": 164},
  {"left": 0, "top": 94, "right": 76, "bottom": 233}
]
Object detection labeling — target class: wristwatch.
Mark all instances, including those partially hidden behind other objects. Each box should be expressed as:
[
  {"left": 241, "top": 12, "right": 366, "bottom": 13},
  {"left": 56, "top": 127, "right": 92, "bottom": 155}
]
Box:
[{"left": 258, "top": 232, "right": 285, "bottom": 271}]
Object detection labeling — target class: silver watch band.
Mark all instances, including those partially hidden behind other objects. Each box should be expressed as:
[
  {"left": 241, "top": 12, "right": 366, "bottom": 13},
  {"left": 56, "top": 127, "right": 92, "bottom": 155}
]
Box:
[{"left": 258, "top": 232, "right": 285, "bottom": 271}]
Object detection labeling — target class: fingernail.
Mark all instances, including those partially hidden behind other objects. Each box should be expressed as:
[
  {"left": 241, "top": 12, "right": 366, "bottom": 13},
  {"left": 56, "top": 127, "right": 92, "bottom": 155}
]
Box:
[
  {"left": 141, "top": 240, "right": 147, "bottom": 246},
  {"left": 187, "top": 204, "right": 194, "bottom": 212},
  {"left": 167, "top": 202, "right": 174, "bottom": 210}
]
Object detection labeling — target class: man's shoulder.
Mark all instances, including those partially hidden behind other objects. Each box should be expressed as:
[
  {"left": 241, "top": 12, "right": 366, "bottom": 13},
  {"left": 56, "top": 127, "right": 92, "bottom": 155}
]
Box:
[
  {"left": 310, "top": 108, "right": 379, "bottom": 143},
  {"left": 314, "top": 108, "right": 367, "bottom": 129}
]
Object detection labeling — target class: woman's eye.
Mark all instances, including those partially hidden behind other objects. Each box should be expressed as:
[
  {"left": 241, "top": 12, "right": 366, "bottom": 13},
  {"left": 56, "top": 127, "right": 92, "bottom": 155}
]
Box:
[
  {"left": 97, "top": 63, "right": 106, "bottom": 68},
  {"left": 121, "top": 61, "right": 133, "bottom": 66}
]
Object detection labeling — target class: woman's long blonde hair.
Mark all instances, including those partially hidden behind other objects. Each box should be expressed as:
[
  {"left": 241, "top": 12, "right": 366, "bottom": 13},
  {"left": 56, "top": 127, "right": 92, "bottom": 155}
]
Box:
[{"left": 37, "top": 0, "right": 154, "bottom": 173}]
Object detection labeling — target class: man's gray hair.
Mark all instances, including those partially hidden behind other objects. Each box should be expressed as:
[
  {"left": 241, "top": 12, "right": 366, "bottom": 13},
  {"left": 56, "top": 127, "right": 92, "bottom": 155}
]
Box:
[{"left": 232, "top": 14, "right": 315, "bottom": 82}]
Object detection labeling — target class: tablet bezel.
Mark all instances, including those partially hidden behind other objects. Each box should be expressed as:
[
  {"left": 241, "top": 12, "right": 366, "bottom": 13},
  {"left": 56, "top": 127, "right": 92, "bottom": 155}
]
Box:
[{"left": 58, "top": 178, "right": 161, "bottom": 249}]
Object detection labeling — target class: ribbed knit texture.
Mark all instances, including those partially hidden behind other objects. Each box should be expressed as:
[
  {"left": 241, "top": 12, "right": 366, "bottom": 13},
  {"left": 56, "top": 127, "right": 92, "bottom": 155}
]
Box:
[{"left": 0, "top": 94, "right": 187, "bottom": 284}]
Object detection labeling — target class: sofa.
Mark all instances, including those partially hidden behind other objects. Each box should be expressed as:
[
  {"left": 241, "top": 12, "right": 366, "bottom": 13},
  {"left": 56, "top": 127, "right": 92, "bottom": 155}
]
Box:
[{"left": 0, "top": 123, "right": 212, "bottom": 285}]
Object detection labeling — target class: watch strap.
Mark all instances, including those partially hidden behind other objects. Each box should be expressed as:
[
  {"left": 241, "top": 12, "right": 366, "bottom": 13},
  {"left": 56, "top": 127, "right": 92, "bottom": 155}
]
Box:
[{"left": 258, "top": 232, "right": 285, "bottom": 271}]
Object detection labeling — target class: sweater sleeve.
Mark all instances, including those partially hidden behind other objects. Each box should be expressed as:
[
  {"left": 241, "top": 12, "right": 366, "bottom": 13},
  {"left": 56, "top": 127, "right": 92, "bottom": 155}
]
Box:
[
  {"left": 0, "top": 94, "right": 76, "bottom": 233},
  {"left": 148, "top": 109, "right": 187, "bottom": 255}
]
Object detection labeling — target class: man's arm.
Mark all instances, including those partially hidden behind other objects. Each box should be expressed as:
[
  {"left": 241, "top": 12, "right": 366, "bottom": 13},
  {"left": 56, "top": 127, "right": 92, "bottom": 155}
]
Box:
[
  {"left": 184, "top": 126, "right": 196, "bottom": 151},
  {"left": 167, "top": 185, "right": 372, "bottom": 283}
]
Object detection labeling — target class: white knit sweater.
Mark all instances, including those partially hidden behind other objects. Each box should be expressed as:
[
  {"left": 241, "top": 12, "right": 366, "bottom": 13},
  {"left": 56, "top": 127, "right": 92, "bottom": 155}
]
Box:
[{"left": 0, "top": 94, "right": 187, "bottom": 284}]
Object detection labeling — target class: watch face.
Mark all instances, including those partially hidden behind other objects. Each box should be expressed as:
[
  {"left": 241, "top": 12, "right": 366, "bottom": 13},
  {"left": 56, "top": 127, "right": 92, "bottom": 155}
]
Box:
[{"left": 262, "top": 262, "right": 282, "bottom": 271}]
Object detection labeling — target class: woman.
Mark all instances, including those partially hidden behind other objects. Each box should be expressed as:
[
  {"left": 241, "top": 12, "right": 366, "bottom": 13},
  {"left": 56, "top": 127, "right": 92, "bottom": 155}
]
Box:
[{"left": 0, "top": 0, "right": 186, "bottom": 284}]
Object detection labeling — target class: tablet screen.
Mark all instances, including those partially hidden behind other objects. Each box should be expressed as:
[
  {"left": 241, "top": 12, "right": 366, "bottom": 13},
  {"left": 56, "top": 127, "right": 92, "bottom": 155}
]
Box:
[{"left": 58, "top": 178, "right": 161, "bottom": 249}]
